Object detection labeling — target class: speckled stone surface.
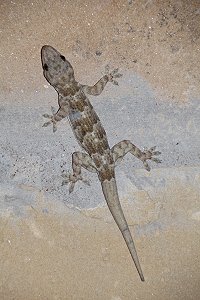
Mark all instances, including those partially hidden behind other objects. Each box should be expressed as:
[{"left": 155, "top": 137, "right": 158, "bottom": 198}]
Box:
[{"left": 0, "top": 1, "right": 200, "bottom": 299}]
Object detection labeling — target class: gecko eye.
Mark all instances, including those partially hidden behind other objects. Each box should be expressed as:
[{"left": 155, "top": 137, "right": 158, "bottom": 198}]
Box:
[
  {"left": 60, "top": 55, "right": 66, "bottom": 61},
  {"left": 43, "top": 63, "right": 48, "bottom": 71}
]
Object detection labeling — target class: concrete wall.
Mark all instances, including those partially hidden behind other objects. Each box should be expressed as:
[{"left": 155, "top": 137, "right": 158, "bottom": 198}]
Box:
[{"left": 0, "top": 1, "right": 200, "bottom": 299}]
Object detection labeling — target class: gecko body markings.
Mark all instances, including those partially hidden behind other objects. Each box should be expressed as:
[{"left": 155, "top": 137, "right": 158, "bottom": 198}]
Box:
[{"left": 41, "top": 45, "right": 161, "bottom": 281}]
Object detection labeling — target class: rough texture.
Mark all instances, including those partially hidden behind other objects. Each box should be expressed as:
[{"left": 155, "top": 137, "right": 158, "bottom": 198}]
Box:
[{"left": 0, "top": 0, "right": 200, "bottom": 299}]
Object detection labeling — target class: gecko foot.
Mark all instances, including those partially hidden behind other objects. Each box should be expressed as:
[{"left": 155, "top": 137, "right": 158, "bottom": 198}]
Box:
[
  {"left": 142, "top": 146, "right": 161, "bottom": 171},
  {"left": 61, "top": 172, "right": 90, "bottom": 193},
  {"left": 105, "top": 65, "right": 123, "bottom": 86},
  {"left": 42, "top": 106, "right": 57, "bottom": 132}
]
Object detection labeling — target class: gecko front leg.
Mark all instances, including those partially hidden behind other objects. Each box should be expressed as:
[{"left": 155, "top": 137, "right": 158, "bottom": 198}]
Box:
[
  {"left": 62, "top": 152, "right": 97, "bottom": 193},
  {"left": 82, "top": 67, "right": 122, "bottom": 96},
  {"left": 112, "top": 140, "right": 161, "bottom": 171},
  {"left": 43, "top": 106, "right": 58, "bottom": 132},
  {"left": 42, "top": 95, "right": 70, "bottom": 132}
]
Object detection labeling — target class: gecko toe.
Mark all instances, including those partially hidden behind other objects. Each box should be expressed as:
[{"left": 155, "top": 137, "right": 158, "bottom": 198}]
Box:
[
  {"left": 143, "top": 161, "right": 151, "bottom": 171},
  {"left": 69, "top": 183, "right": 75, "bottom": 193},
  {"left": 53, "top": 124, "right": 57, "bottom": 132},
  {"left": 152, "top": 158, "right": 162, "bottom": 163},
  {"left": 42, "top": 121, "right": 52, "bottom": 127},
  {"left": 153, "top": 151, "right": 161, "bottom": 156},
  {"left": 43, "top": 114, "right": 52, "bottom": 118}
]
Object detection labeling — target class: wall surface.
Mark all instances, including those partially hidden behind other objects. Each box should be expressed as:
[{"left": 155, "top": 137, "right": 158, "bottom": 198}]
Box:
[{"left": 0, "top": 1, "right": 200, "bottom": 299}]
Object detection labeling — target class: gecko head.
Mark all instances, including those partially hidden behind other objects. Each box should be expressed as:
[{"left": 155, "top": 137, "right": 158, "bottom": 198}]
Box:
[{"left": 41, "top": 45, "right": 75, "bottom": 89}]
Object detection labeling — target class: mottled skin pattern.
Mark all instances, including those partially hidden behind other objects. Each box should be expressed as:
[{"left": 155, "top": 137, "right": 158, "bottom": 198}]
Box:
[{"left": 41, "top": 45, "right": 161, "bottom": 282}]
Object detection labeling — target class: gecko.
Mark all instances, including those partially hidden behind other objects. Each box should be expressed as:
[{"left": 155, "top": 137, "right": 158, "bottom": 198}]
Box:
[{"left": 41, "top": 45, "right": 161, "bottom": 281}]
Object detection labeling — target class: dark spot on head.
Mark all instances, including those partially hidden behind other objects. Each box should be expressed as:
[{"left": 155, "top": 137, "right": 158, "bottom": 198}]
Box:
[
  {"left": 43, "top": 63, "right": 48, "bottom": 71},
  {"left": 60, "top": 55, "right": 66, "bottom": 61}
]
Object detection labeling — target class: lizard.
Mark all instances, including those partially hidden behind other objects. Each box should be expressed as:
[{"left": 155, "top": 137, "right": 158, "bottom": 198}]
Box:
[{"left": 41, "top": 45, "right": 161, "bottom": 281}]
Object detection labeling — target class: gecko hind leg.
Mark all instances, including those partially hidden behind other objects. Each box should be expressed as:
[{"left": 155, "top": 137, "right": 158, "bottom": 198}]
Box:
[
  {"left": 62, "top": 152, "right": 97, "bottom": 193},
  {"left": 111, "top": 140, "right": 161, "bottom": 171}
]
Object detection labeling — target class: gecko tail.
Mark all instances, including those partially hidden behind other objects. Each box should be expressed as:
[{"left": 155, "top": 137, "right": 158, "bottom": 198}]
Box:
[{"left": 101, "top": 177, "right": 145, "bottom": 282}]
